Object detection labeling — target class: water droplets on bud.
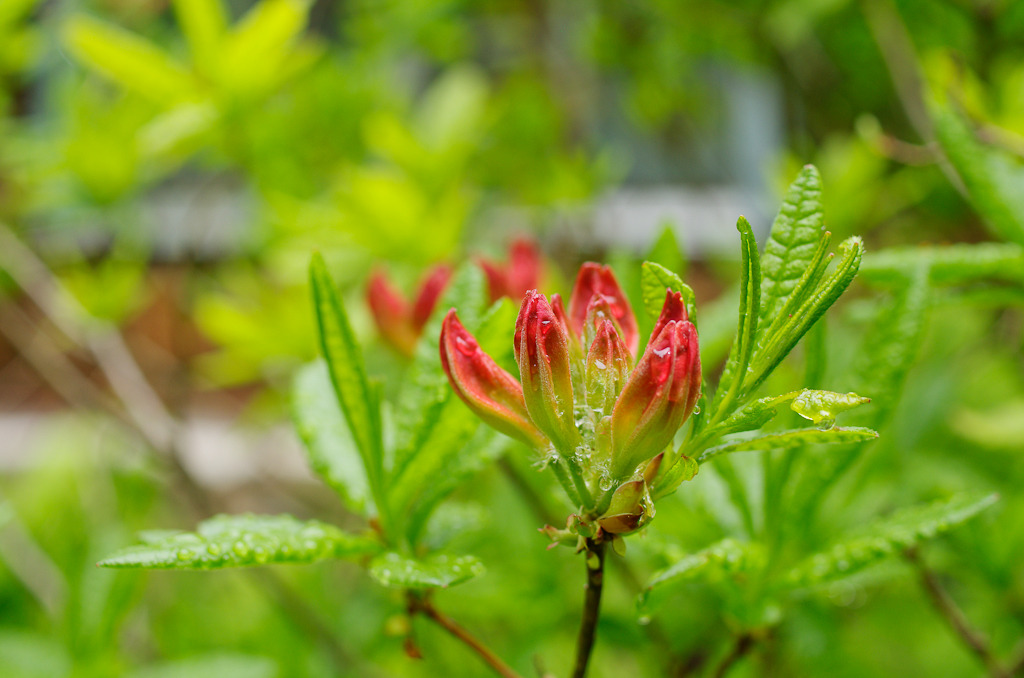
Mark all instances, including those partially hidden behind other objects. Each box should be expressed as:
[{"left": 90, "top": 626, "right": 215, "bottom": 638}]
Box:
[
  {"left": 594, "top": 360, "right": 607, "bottom": 370},
  {"left": 692, "top": 404, "right": 701, "bottom": 415},
  {"left": 816, "top": 417, "right": 836, "bottom": 431}
]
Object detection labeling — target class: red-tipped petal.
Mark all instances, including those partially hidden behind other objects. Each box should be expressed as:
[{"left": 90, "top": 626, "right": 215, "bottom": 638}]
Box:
[
  {"left": 367, "top": 270, "right": 418, "bottom": 357},
  {"left": 568, "top": 263, "right": 639, "bottom": 356},
  {"left": 514, "top": 291, "right": 579, "bottom": 452},
  {"left": 609, "top": 319, "right": 700, "bottom": 479},
  {"left": 506, "top": 238, "right": 541, "bottom": 299},
  {"left": 650, "top": 290, "right": 687, "bottom": 341},
  {"left": 440, "top": 310, "right": 545, "bottom": 448},
  {"left": 586, "top": 319, "right": 631, "bottom": 415},
  {"left": 479, "top": 259, "right": 509, "bottom": 303},
  {"left": 411, "top": 264, "right": 452, "bottom": 331}
]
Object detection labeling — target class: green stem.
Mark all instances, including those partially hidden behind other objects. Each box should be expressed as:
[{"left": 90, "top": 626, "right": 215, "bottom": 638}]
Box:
[
  {"left": 561, "top": 451, "right": 595, "bottom": 511},
  {"left": 550, "top": 457, "right": 583, "bottom": 508}
]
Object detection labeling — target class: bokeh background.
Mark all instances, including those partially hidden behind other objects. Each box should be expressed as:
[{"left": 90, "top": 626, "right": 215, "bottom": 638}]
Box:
[{"left": 1, "top": 1, "right": 1023, "bottom": 676}]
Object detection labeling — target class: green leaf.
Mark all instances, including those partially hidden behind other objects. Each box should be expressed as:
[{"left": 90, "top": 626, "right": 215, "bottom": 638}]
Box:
[
  {"left": 98, "top": 514, "right": 380, "bottom": 570},
  {"left": 291, "top": 360, "right": 370, "bottom": 512},
  {"left": 759, "top": 165, "right": 826, "bottom": 325},
  {"left": 391, "top": 263, "right": 491, "bottom": 472},
  {"left": 369, "top": 551, "right": 485, "bottom": 589},
  {"left": 646, "top": 222, "right": 686, "bottom": 278},
  {"left": 640, "top": 539, "right": 765, "bottom": 610},
  {"left": 860, "top": 243, "right": 1024, "bottom": 287},
  {"left": 63, "top": 16, "right": 194, "bottom": 104},
  {"left": 932, "top": 104, "right": 1024, "bottom": 245},
  {"left": 218, "top": 0, "right": 312, "bottom": 97},
  {"left": 640, "top": 261, "right": 697, "bottom": 326},
  {"left": 697, "top": 426, "right": 878, "bottom": 464},
  {"left": 172, "top": 0, "right": 227, "bottom": 75},
  {"left": 309, "top": 254, "right": 386, "bottom": 521},
  {"left": 714, "top": 216, "right": 761, "bottom": 415},
  {"left": 746, "top": 236, "right": 864, "bottom": 394},
  {"left": 782, "top": 493, "right": 998, "bottom": 590},
  {"left": 790, "top": 390, "right": 871, "bottom": 426}
]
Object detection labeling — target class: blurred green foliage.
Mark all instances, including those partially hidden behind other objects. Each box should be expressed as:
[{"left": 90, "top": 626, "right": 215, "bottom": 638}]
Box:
[{"left": 0, "top": 0, "right": 1023, "bottom": 676}]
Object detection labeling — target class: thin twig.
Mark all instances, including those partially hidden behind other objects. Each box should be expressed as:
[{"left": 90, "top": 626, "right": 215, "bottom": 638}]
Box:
[
  {"left": 711, "top": 633, "right": 755, "bottom": 678},
  {"left": 905, "top": 547, "right": 1011, "bottom": 678},
  {"left": 411, "top": 595, "right": 525, "bottom": 678},
  {"left": 571, "top": 539, "right": 606, "bottom": 678}
]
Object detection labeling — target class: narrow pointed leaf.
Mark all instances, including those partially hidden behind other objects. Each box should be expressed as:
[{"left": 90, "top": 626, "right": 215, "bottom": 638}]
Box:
[
  {"left": 860, "top": 243, "right": 1024, "bottom": 287},
  {"left": 714, "top": 216, "right": 761, "bottom": 415},
  {"left": 98, "top": 515, "right": 380, "bottom": 570},
  {"left": 309, "top": 255, "right": 386, "bottom": 517}
]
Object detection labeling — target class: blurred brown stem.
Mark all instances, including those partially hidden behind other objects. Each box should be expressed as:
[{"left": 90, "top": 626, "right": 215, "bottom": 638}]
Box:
[
  {"left": 409, "top": 594, "right": 525, "bottom": 678},
  {"left": 906, "top": 546, "right": 1013, "bottom": 678},
  {"left": 711, "top": 633, "right": 755, "bottom": 678}
]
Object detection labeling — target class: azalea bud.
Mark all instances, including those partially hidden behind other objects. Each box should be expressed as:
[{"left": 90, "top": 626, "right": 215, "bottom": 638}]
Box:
[
  {"left": 651, "top": 289, "right": 687, "bottom": 339},
  {"left": 440, "top": 310, "right": 546, "bottom": 449},
  {"left": 568, "top": 263, "right": 639, "bottom": 356},
  {"left": 410, "top": 265, "right": 452, "bottom": 331},
  {"left": 506, "top": 238, "right": 541, "bottom": 300},
  {"left": 367, "top": 271, "right": 418, "bottom": 357},
  {"left": 596, "top": 480, "right": 655, "bottom": 535},
  {"left": 514, "top": 291, "right": 579, "bottom": 453},
  {"left": 609, "top": 318, "right": 700, "bottom": 479},
  {"left": 585, "top": 319, "right": 631, "bottom": 415}
]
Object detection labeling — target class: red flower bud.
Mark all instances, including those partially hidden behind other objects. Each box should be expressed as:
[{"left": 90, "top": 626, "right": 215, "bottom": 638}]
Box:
[
  {"left": 411, "top": 265, "right": 452, "bottom": 331},
  {"left": 367, "top": 271, "right": 418, "bottom": 357},
  {"left": 609, "top": 317, "right": 700, "bottom": 479},
  {"left": 586, "top": 319, "right": 631, "bottom": 416},
  {"left": 480, "top": 238, "right": 542, "bottom": 302},
  {"left": 567, "top": 263, "right": 639, "bottom": 356},
  {"left": 514, "top": 291, "right": 579, "bottom": 453},
  {"left": 440, "top": 310, "right": 545, "bottom": 448}
]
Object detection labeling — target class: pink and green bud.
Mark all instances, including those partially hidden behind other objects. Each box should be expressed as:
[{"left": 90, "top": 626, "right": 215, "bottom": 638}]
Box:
[
  {"left": 480, "top": 238, "right": 542, "bottom": 302},
  {"left": 368, "top": 265, "right": 452, "bottom": 357},
  {"left": 410, "top": 265, "right": 452, "bottom": 331},
  {"left": 514, "top": 291, "right": 579, "bottom": 453},
  {"left": 367, "top": 271, "right": 419, "bottom": 357},
  {"left": 440, "top": 309, "right": 546, "bottom": 449},
  {"left": 609, "top": 306, "right": 701, "bottom": 479},
  {"left": 567, "top": 263, "right": 639, "bottom": 356},
  {"left": 585, "top": 319, "right": 631, "bottom": 415}
]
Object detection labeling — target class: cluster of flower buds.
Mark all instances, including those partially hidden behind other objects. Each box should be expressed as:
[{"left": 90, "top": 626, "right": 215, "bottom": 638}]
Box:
[
  {"left": 368, "top": 239, "right": 541, "bottom": 356},
  {"left": 441, "top": 262, "right": 701, "bottom": 536}
]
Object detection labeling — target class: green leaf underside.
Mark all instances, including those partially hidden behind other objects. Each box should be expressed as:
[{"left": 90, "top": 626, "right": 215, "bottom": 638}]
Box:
[
  {"left": 783, "top": 493, "right": 998, "bottom": 589},
  {"left": 309, "top": 255, "right": 386, "bottom": 515},
  {"left": 640, "top": 261, "right": 698, "bottom": 326},
  {"left": 98, "top": 515, "right": 379, "bottom": 570},
  {"left": 292, "top": 360, "right": 370, "bottom": 512},
  {"left": 715, "top": 216, "right": 761, "bottom": 413},
  {"left": 697, "top": 426, "right": 879, "bottom": 464},
  {"left": 369, "top": 551, "right": 484, "bottom": 589},
  {"left": 759, "top": 165, "right": 826, "bottom": 326},
  {"left": 641, "top": 539, "right": 765, "bottom": 609}
]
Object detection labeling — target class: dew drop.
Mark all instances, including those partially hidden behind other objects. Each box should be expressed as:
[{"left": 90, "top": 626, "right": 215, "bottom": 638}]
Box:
[
  {"left": 816, "top": 418, "right": 836, "bottom": 431},
  {"left": 232, "top": 541, "right": 250, "bottom": 558},
  {"left": 637, "top": 615, "right": 652, "bottom": 626},
  {"left": 206, "top": 543, "right": 222, "bottom": 556},
  {"left": 176, "top": 548, "right": 194, "bottom": 561}
]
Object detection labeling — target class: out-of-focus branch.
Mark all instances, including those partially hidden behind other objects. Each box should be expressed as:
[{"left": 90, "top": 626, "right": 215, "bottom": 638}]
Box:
[
  {"left": 905, "top": 546, "right": 1013, "bottom": 678},
  {"left": 711, "top": 633, "right": 755, "bottom": 678}
]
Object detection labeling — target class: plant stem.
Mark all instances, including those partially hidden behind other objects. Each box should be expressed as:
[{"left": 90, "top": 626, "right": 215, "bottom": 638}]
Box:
[
  {"left": 711, "top": 633, "right": 755, "bottom": 678},
  {"left": 412, "top": 596, "right": 525, "bottom": 678},
  {"left": 571, "top": 539, "right": 606, "bottom": 678},
  {"left": 905, "top": 547, "right": 1012, "bottom": 678}
]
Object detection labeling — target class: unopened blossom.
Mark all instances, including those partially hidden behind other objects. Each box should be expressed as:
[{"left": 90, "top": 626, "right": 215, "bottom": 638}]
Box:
[{"left": 367, "top": 265, "right": 451, "bottom": 357}]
